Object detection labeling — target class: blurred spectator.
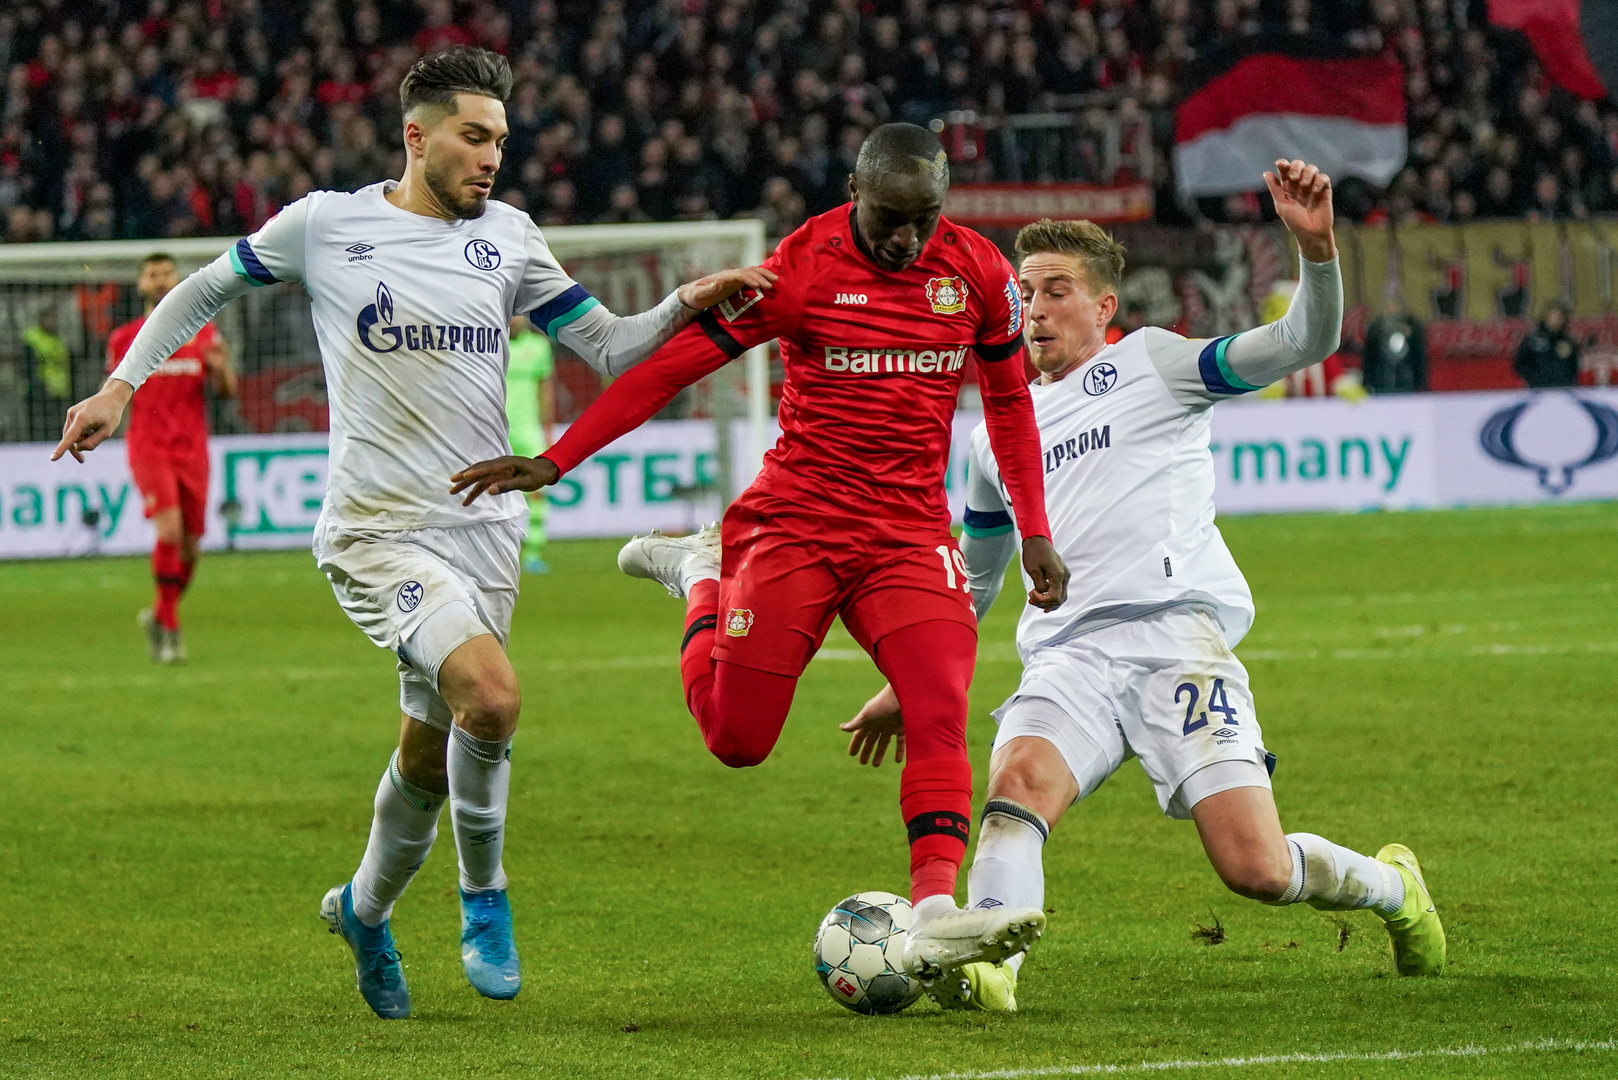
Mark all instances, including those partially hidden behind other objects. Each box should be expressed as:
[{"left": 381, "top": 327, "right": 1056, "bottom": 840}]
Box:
[
  {"left": 0, "top": 0, "right": 1613, "bottom": 243},
  {"left": 1514, "top": 302, "right": 1580, "bottom": 388},
  {"left": 22, "top": 306, "right": 70, "bottom": 440},
  {"left": 1361, "top": 294, "right": 1428, "bottom": 394}
]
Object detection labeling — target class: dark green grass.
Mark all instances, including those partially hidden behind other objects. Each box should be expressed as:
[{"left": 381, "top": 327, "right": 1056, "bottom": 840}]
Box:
[{"left": 2, "top": 503, "right": 1616, "bottom": 1079}]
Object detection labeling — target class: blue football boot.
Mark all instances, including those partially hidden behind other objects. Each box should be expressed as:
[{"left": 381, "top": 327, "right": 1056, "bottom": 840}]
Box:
[
  {"left": 320, "top": 883, "right": 411, "bottom": 1019},
  {"left": 460, "top": 889, "right": 521, "bottom": 1000}
]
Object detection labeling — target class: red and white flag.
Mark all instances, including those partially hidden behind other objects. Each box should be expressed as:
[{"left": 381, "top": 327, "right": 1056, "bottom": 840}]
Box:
[{"left": 1174, "top": 38, "right": 1406, "bottom": 198}]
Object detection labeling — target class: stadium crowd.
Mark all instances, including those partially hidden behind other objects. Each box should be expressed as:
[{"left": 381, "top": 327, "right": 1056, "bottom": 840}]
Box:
[{"left": 0, "top": 0, "right": 1613, "bottom": 246}]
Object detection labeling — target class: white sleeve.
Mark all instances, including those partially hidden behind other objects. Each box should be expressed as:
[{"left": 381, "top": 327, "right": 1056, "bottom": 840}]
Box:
[
  {"left": 959, "top": 433, "right": 1018, "bottom": 622},
  {"left": 111, "top": 199, "right": 312, "bottom": 391},
  {"left": 1143, "top": 254, "right": 1343, "bottom": 408},
  {"left": 109, "top": 255, "right": 250, "bottom": 391},
  {"left": 517, "top": 218, "right": 697, "bottom": 377},
  {"left": 227, "top": 197, "right": 309, "bottom": 285}
]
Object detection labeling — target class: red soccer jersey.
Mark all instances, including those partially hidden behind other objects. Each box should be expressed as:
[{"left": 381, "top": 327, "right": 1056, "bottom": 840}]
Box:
[
  {"left": 107, "top": 316, "right": 219, "bottom": 459},
  {"left": 544, "top": 206, "right": 1050, "bottom": 537}
]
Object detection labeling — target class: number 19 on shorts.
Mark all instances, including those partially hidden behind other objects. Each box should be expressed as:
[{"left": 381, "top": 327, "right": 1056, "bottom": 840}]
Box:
[{"left": 935, "top": 544, "right": 971, "bottom": 594}]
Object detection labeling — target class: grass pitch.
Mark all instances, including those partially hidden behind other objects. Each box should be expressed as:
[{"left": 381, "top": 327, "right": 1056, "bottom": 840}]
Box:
[{"left": 2, "top": 503, "right": 1616, "bottom": 1079}]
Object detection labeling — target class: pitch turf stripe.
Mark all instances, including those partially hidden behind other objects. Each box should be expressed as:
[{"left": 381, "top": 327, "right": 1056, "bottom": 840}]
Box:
[{"left": 801, "top": 1037, "right": 1617, "bottom": 1080}]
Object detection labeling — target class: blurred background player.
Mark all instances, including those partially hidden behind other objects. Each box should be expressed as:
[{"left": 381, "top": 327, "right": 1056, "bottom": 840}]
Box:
[
  {"left": 847, "top": 163, "right": 1446, "bottom": 1013},
  {"left": 505, "top": 315, "right": 555, "bottom": 574},
  {"left": 106, "top": 252, "right": 236, "bottom": 664},
  {"left": 450, "top": 123, "right": 1069, "bottom": 992}
]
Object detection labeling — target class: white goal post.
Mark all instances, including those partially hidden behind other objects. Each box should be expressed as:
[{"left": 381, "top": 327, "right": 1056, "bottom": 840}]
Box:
[{"left": 0, "top": 219, "right": 771, "bottom": 497}]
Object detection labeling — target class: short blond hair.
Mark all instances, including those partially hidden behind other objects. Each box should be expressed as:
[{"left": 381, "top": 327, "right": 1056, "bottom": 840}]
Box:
[{"left": 1013, "top": 218, "right": 1127, "bottom": 295}]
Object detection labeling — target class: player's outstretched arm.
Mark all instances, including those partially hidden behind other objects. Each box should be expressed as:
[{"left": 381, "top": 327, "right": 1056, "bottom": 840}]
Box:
[
  {"left": 54, "top": 256, "right": 250, "bottom": 462},
  {"left": 1145, "top": 160, "right": 1343, "bottom": 406},
  {"left": 553, "top": 266, "right": 777, "bottom": 377},
  {"left": 451, "top": 315, "right": 741, "bottom": 505}
]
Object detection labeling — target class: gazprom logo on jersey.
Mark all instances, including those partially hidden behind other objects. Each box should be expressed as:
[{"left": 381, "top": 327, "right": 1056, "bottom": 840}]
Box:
[
  {"left": 356, "top": 281, "right": 505, "bottom": 355},
  {"left": 823, "top": 345, "right": 968, "bottom": 375}
]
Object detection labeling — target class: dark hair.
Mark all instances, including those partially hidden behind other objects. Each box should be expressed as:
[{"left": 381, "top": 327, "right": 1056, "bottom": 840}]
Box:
[
  {"left": 399, "top": 47, "right": 513, "bottom": 117},
  {"left": 139, "top": 251, "right": 176, "bottom": 268},
  {"left": 855, "top": 123, "right": 949, "bottom": 188}
]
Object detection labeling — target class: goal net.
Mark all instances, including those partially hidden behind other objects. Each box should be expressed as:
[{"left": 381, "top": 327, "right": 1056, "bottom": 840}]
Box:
[{"left": 0, "top": 219, "right": 770, "bottom": 498}]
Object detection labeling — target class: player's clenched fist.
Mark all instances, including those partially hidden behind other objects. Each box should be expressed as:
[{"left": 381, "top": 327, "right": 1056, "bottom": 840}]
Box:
[
  {"left": 1022, "top": 535, "right": 1069, "bottom": 612},
  {"left": 450, "top": 454, "right": 560, "bottom": 505},
  {"left": 53, "top": 380, "right": 134, "bottom": 463}
]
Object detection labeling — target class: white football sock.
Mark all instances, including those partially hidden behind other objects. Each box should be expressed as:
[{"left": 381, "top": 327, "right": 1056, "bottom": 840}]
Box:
[
  {"left": 1268, "top": 832, "right": 1404, "bottom": 917},
  {"left": 966, "top": 798, "right": 1048, "bottom": 972},
  {"left": 351, "top": 750, "right": 444, "bottom": 927},
  {"left": 447, "top": 726, "right": 512, "bottom": 894},
  {"left": 678, "top": 559, "right": 719, "bottom": 597}
]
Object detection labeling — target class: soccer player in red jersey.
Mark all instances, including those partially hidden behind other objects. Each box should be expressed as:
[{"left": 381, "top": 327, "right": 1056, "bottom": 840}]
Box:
[
  {"left": 106, "top": 252, "right": 237, "bottom": 663},
  {"left": 451, "top": 124, "right": 1069, "bottom": 991}
]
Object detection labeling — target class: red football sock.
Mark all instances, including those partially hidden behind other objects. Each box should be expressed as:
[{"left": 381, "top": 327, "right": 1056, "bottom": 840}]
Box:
[
  {"left": 876, "top": 620, "right": 977, "bottom": 904},
  {"left": 679, "top": 578, "right": 797, "bottom": 767},
  {"left": 178, "top": 554, "right": 196, "bottom": 595},
  {"left": 152, "top": 540, "right": 185, "bottom": 632}
]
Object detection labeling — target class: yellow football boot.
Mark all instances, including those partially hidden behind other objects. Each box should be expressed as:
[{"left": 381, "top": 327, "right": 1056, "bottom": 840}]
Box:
[{"left": 1376, "top": 843, "right": 1446, "bottom": 977}]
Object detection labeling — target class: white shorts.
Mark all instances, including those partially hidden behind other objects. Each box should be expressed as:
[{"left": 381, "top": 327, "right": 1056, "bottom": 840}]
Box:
[
  {"left": 991, "top": 605, "right": 1272, "bottom": 820},
  {"left": 313, "top": 516, "right": 524, "bottom": 732}
]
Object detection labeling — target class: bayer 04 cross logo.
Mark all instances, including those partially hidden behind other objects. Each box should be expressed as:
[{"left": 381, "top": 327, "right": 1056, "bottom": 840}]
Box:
[
  {"left": 1084, "top": 361, "right": 1119, "bottom": 396},
  {"left": 464, "top": 239, "right": 501, "bottom": 271}
]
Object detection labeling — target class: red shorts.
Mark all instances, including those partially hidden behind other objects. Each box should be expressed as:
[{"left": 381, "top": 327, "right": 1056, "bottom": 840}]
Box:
[
  {"left": 129, "top": 451, "right": 210, "bottom": 537},
  {"left": 712, "top": 490, "right": 977, "bottom": 677}
]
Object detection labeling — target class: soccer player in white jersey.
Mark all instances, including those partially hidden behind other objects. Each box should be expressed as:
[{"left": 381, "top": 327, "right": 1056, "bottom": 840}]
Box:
[
  {"left": 53, "top": 47, "right": 773, "bottom": 1020},
  {"left": 843, "top": 161, "right": 1445, "bottom": 1012}
]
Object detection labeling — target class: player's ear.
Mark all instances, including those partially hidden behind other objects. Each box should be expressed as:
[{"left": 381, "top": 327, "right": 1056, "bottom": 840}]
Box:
[
  {"left": 402, "top": 114, "right": 428, "bottom": 158},
  {"left": 1098, "top": 291, "right": 1119, "bottom": 327},
  {"left": 846, "top": 175, "right": 858, "bottom": 203}
]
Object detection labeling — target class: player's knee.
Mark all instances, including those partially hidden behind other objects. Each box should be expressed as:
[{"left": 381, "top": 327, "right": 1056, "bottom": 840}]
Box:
[
  {"left": 153, "top": 514, "right": 183, "bottom": 546},
  {"left": 703, "top": 727, "right": 773, "bottom": 769},
  {"left": 454, "top": 678, "right": 521, "bottom": 741},
  {"left": 1215, "top": 852, "right": 1293, "bottom": 903}
]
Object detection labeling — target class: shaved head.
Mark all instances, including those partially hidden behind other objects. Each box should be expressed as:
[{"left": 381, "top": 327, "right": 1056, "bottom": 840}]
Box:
[
  {"left": 854, "top": 123, "right": 950, "bottom": 192},
  {"left": 846, "top": 123, "right": 950, "bottom": 272}
]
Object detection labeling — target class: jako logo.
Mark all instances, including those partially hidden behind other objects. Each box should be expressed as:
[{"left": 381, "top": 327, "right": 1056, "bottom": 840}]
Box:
[
  {"left": 834, "top": 293, "right": 867, "bottom": 304},
  {"left": 823, "top": 345, "right": 968, "bottom": 374},
  {"left": 356, "top": 281, "right": 505, "bottom": 355},
  {"left": 1479, "top": 392, "right": 1618, "bottom": 494}
]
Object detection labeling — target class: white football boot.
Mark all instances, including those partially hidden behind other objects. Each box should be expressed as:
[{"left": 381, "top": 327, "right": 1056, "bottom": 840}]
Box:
[
  {"left": 616, "top": 522, "right": 720, "bottom": 598},
  {"left": 902, "top": 902, "right": 1045, "bottom": 983}
]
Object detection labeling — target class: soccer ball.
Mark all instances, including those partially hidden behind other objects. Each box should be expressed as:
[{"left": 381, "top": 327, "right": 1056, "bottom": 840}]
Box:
[{"left": 813, "top": 891, "right": 924, "bottom": 1015}]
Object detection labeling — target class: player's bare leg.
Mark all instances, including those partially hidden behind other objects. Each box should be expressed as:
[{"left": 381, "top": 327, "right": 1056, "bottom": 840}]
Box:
[
  {"left": 435, "top": 634, "right": 524, "bottom": 1000},
  {"left": 881, "top": 622, "right": 1046, "bottom": 988},
  {"left": 1193, "top": 787, "right": 1445, "bottom": 976}
]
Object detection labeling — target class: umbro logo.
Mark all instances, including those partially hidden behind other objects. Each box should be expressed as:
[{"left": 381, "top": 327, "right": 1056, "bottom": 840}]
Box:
[
  {"left": 1212, "top": 727, "right": 1237, "bottom": 739},
  {"left": 346, "top": 242, "right": 375, "bottom": 263},
  {"left": 834, "top": 292, "right": 868, "bottom": 305}
]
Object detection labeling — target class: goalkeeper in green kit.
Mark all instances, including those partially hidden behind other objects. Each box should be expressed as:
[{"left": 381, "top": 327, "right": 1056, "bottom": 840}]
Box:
[{"left": 506, "top": 315, "right": 556, "bottom": 574}]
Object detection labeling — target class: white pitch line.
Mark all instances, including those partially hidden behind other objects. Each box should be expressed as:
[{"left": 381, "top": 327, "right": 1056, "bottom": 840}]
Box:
[{"left": 801, "top": 1037, "right": 1617, "bottom": 1080}]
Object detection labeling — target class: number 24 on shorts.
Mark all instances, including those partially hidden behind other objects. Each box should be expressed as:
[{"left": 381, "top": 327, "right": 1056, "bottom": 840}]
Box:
[{"left": 1175, "top": 678, "right": 1238, "bottom": 735}]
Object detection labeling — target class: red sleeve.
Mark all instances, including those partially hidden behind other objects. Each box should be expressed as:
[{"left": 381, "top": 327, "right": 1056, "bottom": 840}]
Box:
[
  {"left": 541, "top": 322, "right": 734, "bottom": 475},
  {"left": 541, "top": 230, "right": 812, "bottom": 476},
  {"left": 975, "top": 344, "right": 1049, "bottom": 541},
  {"left": 969, "top": 238, "right": 1049, "bottom": 539}
]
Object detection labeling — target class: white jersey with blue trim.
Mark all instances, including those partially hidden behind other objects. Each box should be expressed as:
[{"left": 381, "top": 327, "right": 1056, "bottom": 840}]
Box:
[
  {"left": 227, "top": 182, "right": 598, "bottom": 532},
  {"left": 963, "top": 254, "right": 1343, "bottom": 660}
]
